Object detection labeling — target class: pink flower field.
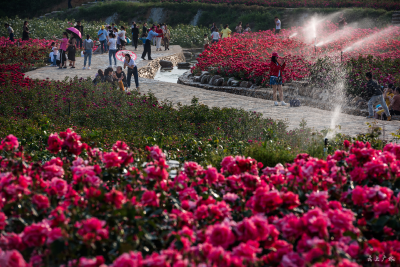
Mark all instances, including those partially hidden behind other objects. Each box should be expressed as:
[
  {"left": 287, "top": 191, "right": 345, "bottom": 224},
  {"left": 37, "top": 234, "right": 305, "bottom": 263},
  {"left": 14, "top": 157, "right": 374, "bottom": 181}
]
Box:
[{"left": 0, "top": 129, "right": 399, "bottom": 266}]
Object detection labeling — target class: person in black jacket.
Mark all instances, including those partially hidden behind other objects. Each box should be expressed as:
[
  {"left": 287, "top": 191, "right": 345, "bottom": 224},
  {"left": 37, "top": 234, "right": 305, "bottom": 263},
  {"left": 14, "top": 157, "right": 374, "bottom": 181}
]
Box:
[
  {"left": 364, "top": 72, "right": 391, "bottom": 121},
  {"left": 74, "top": 21, "right": 84, "bottom": 49},
  {"left": 131, "top": 24, "right": 139, "bottom": 50}
]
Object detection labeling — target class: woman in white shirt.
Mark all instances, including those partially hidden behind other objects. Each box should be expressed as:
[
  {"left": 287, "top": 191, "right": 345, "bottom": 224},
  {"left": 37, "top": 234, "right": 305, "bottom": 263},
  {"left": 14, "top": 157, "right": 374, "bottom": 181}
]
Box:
[
  {"left": 211, "top": 28, "right": 220, "bottom": 44},
  {"left": 119, "top": 26, "right": 126, "bottom": 49},
  {"left": 123, "top": 54, "right": 139, "bottom": 90},
  {"left": 108, "top": 33, "right": 117, "bottom": 67}
]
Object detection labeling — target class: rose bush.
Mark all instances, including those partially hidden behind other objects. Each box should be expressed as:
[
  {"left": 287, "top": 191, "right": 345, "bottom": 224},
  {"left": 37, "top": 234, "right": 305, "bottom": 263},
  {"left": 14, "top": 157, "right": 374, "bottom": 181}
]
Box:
[
  {"left": 195, "top": 22, "right": 400, "bottom": 94},
  {"left": 0, "top": 130, "right": 399, "bottom": 266}
]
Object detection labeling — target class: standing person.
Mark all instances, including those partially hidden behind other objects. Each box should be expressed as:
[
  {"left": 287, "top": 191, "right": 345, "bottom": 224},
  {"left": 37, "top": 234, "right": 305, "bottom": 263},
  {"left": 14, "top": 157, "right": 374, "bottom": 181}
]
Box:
[
  {"left": 4, "top": 24, "right": 14, "bottom": 42},
  {"left": 155, "top": 24, "right": 163, "bottom": 51},
  {"left": 22, "top": 21, "right": 30, "bottom": 41},
  {"left": 67, "top": 37, "right": 76, "bottom": 68},
  {"left": 211, "top": 28, "right": 220, "bottom": 44},
  {"left": 124, "top": 54, "right": 139, "bottom": 90},
  {"left": 220, "top": 24, "right": 232, "bottom": 39},
  {"left": 269, "top": 52, "right": 287, "bottom": 106},
  {"left": 113, "top": 28, "right": 120, "bottom": 50},
  {"left": 389, "top": 87, "right": 400, "bottom": 116},
  {"left": 210, "top": 22, "right": 217, "bottom": 33},
  {"left": 51, "top": 42, "right": 58, "bottom": 66},
  {"left": 364, "top": 72, "right": 391, "bottom": 121},
  {"left": 74, "top": 21, "right": 84, "bottom": 49},
  {"left": 203, "top": 33, "right": 209, "bottom": 51},
  {"left": 119, "top": 26, "right": 127, "bottom": 49},
  {"left": 141, "top": 26, "right": 161, "bottom": 60},
  {"left": 235, "top": 21, "right": 242, "bottom": 33},
  {"left": 163, "top": 25, "right": 171, "bottom": 51},
  {"left": 112, "top": 23, "right": 116, "bottom": 30},
  {"left": 243, "top": 23, "right": 251, "bottom": 33},
  {"left": 131, "top": 24, "right": 139, "bottom": 50},
  {"left": 82, "top": 34, "right": 93, "bottom": 70},
  {"left": 53, "top": 32, "right": 69, "bottom": 69},
  {"left": 140, "top": 29, "right": 148, "bottom": 50},
  {"left": 338, "top": 13, "right": 347, "bottom": 30},
  {"left": 275, "top": 17, "right": 281, "bottom": 34},
  {"left": 98, "top": 26, "right": 108, "bottom": 54},
  {"left": 142, "top": 22, "right": 148, "bottom": 35},
  {"left": 108, "top": 32, "right": 117, "bottom": 67}
]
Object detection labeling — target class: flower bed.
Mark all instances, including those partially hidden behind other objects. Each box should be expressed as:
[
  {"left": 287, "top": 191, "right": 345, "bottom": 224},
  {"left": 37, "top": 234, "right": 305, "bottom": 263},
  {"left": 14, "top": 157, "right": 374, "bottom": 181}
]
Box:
[
  {"left": 156, "top": 0, "right": 400, "bottom": 10},
  {"left": 0, "top": 130, "right": 399, "bottom": 266},
  {"left": 195, "top": 22, "right": 400, "bottom": 94}
]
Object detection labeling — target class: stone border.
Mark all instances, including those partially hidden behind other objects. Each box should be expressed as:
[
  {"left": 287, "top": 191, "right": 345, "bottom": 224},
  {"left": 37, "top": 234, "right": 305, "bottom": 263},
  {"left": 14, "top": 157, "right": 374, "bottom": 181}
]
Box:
[
  {"left": 178, "top": 71, "right": 370, "bottom": 117},
  {"left": 138, "top": 52, "right": 185, "bottom": 79}
]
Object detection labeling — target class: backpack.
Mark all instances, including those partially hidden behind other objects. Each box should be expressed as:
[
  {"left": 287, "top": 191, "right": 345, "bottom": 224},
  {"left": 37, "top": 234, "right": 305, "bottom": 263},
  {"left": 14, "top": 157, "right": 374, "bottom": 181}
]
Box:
[{"left": 290, "top": 99, "right": 301, "bottom": 107}]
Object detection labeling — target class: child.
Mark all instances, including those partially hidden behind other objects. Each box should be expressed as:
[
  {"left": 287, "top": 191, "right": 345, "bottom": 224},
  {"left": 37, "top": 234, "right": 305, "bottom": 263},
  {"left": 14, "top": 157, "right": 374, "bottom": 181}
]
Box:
[
  {"left": 51, "top": 42, "right": 58, "bottom": 66},
  {"left": 4, "top": 23, "right": 14, "bottom": 42},
  {"left": 203, "top": 33, "right": 209, "bottom": 51}
]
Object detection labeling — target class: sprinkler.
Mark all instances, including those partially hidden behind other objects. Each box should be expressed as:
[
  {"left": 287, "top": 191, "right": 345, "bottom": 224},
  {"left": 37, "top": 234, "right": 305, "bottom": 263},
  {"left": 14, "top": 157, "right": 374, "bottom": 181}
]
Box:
[{"left": 324, "top": 138, "right": 328, "bottom": 157}]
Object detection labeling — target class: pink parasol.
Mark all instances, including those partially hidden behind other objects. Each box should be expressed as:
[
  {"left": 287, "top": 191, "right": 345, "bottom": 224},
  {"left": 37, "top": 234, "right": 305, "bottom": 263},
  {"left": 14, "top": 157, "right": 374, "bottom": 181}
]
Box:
[
  {"left": 66, "top": 27, "right": 82, "bottom": 39},
  {"left": 116, "top": 50, "right": 137, "bottom": 62}
]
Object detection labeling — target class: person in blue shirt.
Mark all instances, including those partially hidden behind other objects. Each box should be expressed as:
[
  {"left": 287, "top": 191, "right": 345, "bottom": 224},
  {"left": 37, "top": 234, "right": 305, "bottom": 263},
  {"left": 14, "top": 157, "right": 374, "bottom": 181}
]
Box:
[
  {"left": 98, "top": 26, "right": 108, "bottom": 54},
  {"left": 141, "top": 26, "right": 161, "bottom": 60}
]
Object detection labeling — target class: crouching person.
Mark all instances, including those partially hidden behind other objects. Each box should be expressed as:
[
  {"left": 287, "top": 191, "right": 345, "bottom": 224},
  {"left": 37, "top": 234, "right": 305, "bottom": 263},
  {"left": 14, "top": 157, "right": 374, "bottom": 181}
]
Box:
[{"left": 364, "top": 72, "right": 391, "bottom": 121}]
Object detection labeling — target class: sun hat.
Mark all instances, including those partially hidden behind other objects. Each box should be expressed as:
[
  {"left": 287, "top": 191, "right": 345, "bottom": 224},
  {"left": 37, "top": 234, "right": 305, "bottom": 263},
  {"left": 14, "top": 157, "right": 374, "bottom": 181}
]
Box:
[
  {"left": 272, "top": 52, "right": 279, "bottom": 57},
  {"left": 101, "top": 25, "right": 105, "bottom": 30},
  {"left": 376, "top": 104, "right": 382, "bottom": 108}
]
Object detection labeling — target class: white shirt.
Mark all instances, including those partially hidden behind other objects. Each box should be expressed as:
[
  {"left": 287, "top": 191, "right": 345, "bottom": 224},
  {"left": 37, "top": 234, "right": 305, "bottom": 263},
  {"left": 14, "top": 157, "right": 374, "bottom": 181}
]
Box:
[
  {"left": 211, "top": 31, "right": 220, "bottom": 40},
  {"left": 124, "top": 58, "right": 137, "bottom": 68},
  {"left": 276, "top": 19, "right": 281, "bottom": 30},
  {"left": 119, "top": 30, "right": 126, "bottom": 41},
  {"left": 108, "top": 38, "right": 117, "bottom": 50},
  {"left": 49, "top": 52, "right": 54, "bottom": 58}
]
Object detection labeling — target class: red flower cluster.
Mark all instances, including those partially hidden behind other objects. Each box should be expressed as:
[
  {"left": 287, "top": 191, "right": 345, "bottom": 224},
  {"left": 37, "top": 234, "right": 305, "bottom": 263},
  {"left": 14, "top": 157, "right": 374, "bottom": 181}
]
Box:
[
  {"left": 196, "top": 23, "right": 400, "bottom": 87},
  {"left": 0, "top": 130, "right": 400, "bottom": 266}
]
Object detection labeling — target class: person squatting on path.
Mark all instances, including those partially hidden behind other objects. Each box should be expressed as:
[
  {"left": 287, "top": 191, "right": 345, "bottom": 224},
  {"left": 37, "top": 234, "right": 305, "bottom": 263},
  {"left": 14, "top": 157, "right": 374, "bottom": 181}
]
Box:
[
  {"left": 269, "top": 52, "right": 287, "bottom": 106},
  {"left": 113, "top": 66, "right": 127, "bottom": 91},
  {"left": 141, "top": 26, "right": 161, "bottom": 60},
  {"left": 364, "top": 72, "right": 391, "bottom": 121},
  {"left": 108, "top": 33, "right": 117, "bottom": 67},
  {"left": 82, "top": 35, "right": 94, "bottom": 70},
  {"left": 4, "top": 24, "right": 14, "bottom": 42},
  {"left": 124, "top": 54, "right": 139, "bottom": 90}
]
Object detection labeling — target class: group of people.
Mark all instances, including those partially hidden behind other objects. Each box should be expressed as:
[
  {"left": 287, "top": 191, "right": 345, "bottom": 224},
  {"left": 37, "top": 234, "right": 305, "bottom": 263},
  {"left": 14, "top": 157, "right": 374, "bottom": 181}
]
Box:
[
  {"left": 365, "top": 73, "right": 400, "bottom": 121},
  {"left": 92, "top": 54, "right": 139, "bottom": 91},
  {"left": 4, "top": 20, "right": 30, "bottom": 42}
]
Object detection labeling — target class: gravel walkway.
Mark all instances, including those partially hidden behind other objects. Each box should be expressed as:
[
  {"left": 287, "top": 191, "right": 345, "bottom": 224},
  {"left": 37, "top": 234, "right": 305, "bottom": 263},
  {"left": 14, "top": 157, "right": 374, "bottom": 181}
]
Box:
[{"left": 140, "top": 82, "right": 400, "bottom": 138}]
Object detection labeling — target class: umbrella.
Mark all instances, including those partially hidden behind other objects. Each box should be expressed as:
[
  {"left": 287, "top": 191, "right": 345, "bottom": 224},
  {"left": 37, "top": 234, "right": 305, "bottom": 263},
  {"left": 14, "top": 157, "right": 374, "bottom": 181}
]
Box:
[
  {"left": 66, "top": 27, "right": 82, "bottom": 40},
  {"left": 116, "top": 50, "right": 137, "bottom": 62}
]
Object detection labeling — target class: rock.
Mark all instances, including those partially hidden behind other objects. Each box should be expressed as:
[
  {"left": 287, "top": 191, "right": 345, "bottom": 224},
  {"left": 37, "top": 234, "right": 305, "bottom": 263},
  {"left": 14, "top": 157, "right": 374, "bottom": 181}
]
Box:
[
  {"left": 213, "top": 78, "right": 224, "bottom": 86},
  {"left": 209, "top": 75, "right": 221, "bottom": 85},
  {"left": 161, "top": 67, "right": 173, "bottom": 71},
  {"left": 183, "top": 52, "right": 192, "bottom": 58},
  {"left": 177, "top": 62, "right": 191, "bottom": 69},
  {"left": 240, "top": 81, "right": 252, "bottom": 88},
  {"left": 227, "top": 77, "right": 237, "bottom": 86},
  {"left": 159, "top": 60, "right": 173, "bottom": 68},
  {"left": 193, "top": 76, "right": 201, "bottom": 82},
  {"left": 199, "top": 71, "right": 209, "bottom": 80},
  {"left": 201, "top": 75, "right": 211, "bottom": 84}
]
